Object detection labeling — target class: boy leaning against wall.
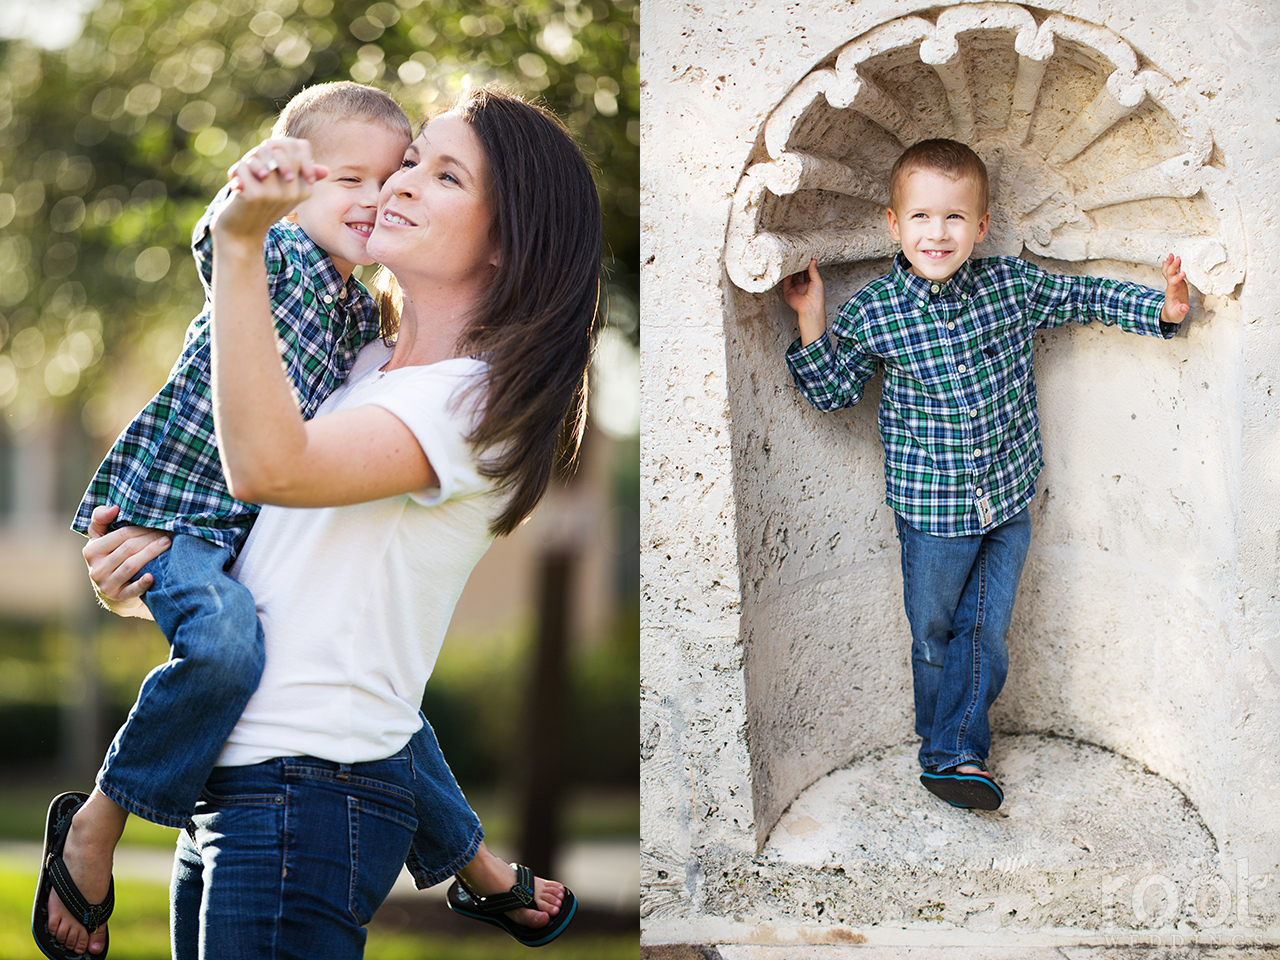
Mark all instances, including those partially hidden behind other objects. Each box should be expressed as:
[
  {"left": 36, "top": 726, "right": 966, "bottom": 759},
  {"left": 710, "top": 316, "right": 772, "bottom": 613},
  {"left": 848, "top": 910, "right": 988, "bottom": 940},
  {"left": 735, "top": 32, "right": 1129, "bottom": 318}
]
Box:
[{"left": 780, "top": 138, "right": 1190, "bottom": 812}]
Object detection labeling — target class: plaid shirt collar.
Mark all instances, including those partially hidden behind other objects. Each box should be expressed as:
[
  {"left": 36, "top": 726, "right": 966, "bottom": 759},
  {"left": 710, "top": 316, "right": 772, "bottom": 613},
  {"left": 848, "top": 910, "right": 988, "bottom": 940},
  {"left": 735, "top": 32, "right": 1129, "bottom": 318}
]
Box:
[
  {"left": 889, "top": 251, "right": 977, "bottom": 305},
  {"left": 279, "top": 220, "right": 362, "bottom": 306}
]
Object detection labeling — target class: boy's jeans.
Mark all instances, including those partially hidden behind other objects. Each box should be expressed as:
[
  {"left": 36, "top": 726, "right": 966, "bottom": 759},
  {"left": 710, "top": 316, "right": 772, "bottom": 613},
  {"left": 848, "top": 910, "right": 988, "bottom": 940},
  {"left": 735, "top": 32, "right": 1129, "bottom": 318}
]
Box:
[
  {"left": 171, "top": 748, "right": 416, "bottom": 960},
  {"left": 895, "top": 507, "right": 1030, "bottom": 771},
  {"left": 95, "top": 533, "right": 481, "bottom": 885}
]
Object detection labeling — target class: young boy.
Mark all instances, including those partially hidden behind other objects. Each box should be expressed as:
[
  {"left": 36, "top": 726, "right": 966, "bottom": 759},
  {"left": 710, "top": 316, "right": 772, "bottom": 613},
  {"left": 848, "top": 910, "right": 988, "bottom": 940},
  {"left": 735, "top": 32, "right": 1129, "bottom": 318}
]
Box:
[
  {"left": 39, "top": 83, "right": 569, "bottom": 959},
  {"left": 782, "top": 139, "right": 1189, "bottom": 812}
]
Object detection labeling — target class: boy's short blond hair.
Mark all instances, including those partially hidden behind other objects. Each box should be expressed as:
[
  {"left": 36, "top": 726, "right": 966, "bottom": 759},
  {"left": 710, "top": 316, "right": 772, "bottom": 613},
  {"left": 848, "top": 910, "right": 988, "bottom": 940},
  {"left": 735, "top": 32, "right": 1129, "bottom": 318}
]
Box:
[
  {"left": 889, "top": 139, "right": 989, "bottom": 214},
  {"left": 272, "top": 81, "right": 411, "bottom": 147}
]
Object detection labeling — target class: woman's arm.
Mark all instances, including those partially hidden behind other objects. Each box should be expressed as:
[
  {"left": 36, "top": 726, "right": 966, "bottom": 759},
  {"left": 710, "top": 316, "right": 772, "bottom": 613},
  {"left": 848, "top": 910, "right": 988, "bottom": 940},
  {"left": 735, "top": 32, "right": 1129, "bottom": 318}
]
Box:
[{"left": 210, "top": 141, "right": 438, "bottom": 508}]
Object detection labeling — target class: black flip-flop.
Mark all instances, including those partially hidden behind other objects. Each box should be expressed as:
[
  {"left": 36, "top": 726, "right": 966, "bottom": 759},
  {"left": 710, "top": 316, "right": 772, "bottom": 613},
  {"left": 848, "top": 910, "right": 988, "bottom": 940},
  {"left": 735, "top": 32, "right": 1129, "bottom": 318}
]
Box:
[
  {"left": 32, "top": 792, "right": 114, "bottom": 960},
  {"left": 446, "top": 863, "right": 577, "bottom": 947},
  {"left": 920, "top": 763, "right": 1004, "bottom": 810}
]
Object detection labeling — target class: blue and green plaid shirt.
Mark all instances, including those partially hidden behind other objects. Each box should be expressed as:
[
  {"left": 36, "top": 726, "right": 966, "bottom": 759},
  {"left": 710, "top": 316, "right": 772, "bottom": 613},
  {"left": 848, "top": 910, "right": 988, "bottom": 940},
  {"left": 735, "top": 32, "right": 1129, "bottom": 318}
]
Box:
[
  {"left": 786, "top": 253, "right": 1174, "bottom": 537},
  {"left": 72, "top": 184, "right": 383, "bottom": 555}
]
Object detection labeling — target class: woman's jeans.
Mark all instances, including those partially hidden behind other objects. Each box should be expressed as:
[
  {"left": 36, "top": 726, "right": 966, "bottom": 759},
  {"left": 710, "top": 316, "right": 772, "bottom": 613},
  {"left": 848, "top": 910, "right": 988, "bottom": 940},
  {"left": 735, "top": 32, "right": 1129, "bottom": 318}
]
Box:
[
  {"left": 171, "top": 749, "right": 415, "bottom": 960},
  {"left": 96, "top": 533, "right": 481, "bottom": 886},
  {"left": 895, "top": 507, "right": 1030, "bottom": 771}
]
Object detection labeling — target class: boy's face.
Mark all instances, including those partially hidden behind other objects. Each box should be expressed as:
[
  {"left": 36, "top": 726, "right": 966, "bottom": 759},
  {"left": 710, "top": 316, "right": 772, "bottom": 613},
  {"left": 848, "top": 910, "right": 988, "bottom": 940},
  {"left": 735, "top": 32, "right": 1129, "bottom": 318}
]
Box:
[
  {"left": 290, "top": 118, "right": 411, "bottom": 281},
  {"left": 886, "top": 168, "right": 989, "bottom": 283}
]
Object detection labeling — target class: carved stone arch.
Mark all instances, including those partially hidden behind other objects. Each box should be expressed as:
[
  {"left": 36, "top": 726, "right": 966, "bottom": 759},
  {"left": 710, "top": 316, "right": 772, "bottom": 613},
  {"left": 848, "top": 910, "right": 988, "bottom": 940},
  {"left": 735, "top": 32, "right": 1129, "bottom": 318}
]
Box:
[
  {"left": 720, "top": 4, "right": 1245, "bottom": 850},
  {"left": 725, "top": 3, "right": 1245, "bottom": 296}
]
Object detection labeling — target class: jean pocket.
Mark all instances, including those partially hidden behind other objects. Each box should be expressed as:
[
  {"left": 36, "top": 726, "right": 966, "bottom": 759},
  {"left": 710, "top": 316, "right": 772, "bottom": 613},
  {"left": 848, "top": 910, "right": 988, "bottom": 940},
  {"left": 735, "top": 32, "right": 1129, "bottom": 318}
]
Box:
[
  {"left": 198, "top": 784, "right": 285, "bottom": 808},
  {"left": 347, "top": 795, "right": 416, "bottom": 925}
]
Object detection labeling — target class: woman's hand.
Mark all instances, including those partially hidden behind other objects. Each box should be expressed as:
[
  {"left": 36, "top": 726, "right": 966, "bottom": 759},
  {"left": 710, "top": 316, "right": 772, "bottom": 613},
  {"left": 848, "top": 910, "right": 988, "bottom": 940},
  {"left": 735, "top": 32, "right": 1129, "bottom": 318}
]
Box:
[
  {"left": 213, "top": 138, "right": 328, "bottom": 244},
  {"left": 83, "top": 505, "right": 171, "bottom": 619}
]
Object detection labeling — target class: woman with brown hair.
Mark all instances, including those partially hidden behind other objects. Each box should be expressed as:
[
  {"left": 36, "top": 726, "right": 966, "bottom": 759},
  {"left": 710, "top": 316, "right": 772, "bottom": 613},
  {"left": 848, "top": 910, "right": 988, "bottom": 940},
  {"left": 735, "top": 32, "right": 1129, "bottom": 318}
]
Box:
[{"left": 80, "top": 86, "right": 603, "bottom": 958}]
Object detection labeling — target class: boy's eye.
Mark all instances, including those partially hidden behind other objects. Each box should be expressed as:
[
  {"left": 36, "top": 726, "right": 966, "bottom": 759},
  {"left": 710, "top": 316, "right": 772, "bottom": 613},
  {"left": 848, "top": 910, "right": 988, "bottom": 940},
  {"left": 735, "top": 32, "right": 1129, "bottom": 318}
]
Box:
[{"left": 401, "top": 158, "right": 417, "bottom": 169}]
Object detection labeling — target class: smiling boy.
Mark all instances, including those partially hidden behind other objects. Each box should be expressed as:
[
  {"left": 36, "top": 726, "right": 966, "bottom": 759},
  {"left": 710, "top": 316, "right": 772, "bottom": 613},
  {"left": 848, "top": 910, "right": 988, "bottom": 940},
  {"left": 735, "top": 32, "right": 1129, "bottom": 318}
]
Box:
[{"left": 782, "top": 138, "right": 1189, "bottom": 811}]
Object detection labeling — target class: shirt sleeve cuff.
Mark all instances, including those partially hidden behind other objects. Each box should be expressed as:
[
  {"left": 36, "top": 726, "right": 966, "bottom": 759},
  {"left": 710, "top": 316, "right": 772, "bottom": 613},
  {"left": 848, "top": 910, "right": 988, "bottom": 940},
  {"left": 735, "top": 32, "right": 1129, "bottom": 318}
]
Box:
[{"left": 785, "top": 333, "right": 837, "bottom": 390}]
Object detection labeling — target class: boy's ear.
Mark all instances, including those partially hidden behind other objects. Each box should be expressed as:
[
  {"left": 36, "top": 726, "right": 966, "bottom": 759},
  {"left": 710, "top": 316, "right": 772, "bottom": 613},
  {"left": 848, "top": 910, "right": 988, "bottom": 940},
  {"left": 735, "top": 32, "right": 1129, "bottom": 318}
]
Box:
[
  {"left": 975, "top": 210, "right": 991, "bottom": 243},
  {"left": 886, "top": 206, "right": 901, "bottom": 242}
]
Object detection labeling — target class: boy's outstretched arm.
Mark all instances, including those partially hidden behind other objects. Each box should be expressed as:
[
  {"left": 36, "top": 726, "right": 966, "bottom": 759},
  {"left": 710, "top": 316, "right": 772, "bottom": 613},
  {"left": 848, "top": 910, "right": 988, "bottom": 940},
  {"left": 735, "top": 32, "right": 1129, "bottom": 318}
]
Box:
[
  {"left": 1161, "top": 253, "right": 1190, "bottom": 325},
  {"left": 782, "top": 258, "right": 828, "bottom": 346}
]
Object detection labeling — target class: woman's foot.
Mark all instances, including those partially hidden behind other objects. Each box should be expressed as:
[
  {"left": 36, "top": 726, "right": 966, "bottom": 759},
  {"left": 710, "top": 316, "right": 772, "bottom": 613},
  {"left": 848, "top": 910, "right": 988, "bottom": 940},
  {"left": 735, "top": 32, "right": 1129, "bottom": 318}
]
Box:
[
  {"left": 46, "top": 790, "right": 126, "bottom": 956},
  {"left": 455, "top": 842, "right": 564, "bottom": 929}
]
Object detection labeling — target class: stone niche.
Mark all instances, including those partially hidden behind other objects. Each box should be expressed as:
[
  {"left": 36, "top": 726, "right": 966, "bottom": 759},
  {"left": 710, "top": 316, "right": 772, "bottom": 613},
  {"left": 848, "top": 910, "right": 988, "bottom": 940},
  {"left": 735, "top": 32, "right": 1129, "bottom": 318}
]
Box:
[{"left": 722, "top": 3, "right": 1245, "bottom": 851}]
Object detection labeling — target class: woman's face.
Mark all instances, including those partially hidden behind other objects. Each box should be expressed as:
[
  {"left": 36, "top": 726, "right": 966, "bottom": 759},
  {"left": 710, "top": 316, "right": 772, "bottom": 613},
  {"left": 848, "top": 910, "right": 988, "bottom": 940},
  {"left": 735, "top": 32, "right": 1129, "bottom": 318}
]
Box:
[{"left": 367, "top": 112, "right": 497, "bottom": 286}]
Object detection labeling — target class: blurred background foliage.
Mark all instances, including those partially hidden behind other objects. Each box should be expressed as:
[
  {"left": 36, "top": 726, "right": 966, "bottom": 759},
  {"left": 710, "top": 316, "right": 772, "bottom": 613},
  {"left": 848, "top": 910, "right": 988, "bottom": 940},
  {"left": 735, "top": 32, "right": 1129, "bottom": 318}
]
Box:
[{"left": 0, "top": 0, "right": 639, "bottom": 436}]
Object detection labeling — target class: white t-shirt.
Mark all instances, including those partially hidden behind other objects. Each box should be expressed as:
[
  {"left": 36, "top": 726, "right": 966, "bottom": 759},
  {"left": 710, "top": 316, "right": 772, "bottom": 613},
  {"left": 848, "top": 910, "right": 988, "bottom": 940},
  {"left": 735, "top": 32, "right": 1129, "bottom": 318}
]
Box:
[{"left": 218, "top": 340, "right": 499, "bottom": 767}]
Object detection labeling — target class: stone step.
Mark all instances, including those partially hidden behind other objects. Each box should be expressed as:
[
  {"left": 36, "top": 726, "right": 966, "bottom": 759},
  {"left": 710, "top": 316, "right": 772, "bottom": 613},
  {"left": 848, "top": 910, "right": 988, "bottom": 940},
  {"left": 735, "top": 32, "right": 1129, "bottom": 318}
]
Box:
[{"left": 749, "top": 734, "right": 1233, "bottom": 936}]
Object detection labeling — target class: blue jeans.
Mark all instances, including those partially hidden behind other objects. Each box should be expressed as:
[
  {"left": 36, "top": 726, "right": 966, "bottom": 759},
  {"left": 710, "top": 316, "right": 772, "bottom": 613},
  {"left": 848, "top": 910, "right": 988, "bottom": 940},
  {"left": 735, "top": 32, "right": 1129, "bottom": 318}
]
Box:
[
  {"left": 171, "top": 749, "right": 416, "bottom": 960},
  {"left": 96, "top": 533, "right": 482, "bottom": 885},
  {"left": 97, "top": 535, "right": 265, "bottom": 827},
  {"left": 895, "top": 507, "right": 1030, "bottom": 771}
]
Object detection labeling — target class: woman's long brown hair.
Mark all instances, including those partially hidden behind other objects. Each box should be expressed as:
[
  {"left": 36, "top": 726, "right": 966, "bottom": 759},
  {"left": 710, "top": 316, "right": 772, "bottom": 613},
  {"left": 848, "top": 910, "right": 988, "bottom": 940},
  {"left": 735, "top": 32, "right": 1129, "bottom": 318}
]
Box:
[{"left": 375, "top": 87, "right": 604, "bottom": 536}]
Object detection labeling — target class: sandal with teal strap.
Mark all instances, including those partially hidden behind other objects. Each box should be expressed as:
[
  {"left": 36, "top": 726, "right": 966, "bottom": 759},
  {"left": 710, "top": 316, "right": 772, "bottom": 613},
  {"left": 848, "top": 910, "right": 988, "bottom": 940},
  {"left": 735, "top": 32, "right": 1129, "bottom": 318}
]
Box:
[
  {"left": 32, "top": 792, "right": 114, "bottom": 960},
  {"left": 446, "top": 863, "right": 577, "bottom": 947},
  {"left": 920, "top": 760, "right": 1004, "bottom": 810}
]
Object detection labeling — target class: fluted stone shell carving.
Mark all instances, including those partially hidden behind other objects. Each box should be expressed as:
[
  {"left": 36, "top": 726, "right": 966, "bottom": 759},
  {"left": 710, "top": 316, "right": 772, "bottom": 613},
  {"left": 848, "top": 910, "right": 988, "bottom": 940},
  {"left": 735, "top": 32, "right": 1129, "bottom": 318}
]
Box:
[{"left": 724, "top": 4, "right": 1244, "bottom": 296}]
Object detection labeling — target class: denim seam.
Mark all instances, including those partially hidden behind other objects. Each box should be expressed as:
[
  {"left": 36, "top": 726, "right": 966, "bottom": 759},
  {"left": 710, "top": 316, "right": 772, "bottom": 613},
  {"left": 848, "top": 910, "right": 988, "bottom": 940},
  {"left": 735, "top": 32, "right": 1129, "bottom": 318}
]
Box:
[
  {"left": 410, "top": 822, "right": 485, "bottom": 890},
  {"left": 347, "top": 795, "right": 361, "bottom": 923},
  {"left": 95, "top": 776, "right": 193, "bottom": 830},
  {"left": 284, "top": 769, "right": 415, "bottom": 805},
  {"left": 953, "top": 539, "right": 987, "bottom": 764}
]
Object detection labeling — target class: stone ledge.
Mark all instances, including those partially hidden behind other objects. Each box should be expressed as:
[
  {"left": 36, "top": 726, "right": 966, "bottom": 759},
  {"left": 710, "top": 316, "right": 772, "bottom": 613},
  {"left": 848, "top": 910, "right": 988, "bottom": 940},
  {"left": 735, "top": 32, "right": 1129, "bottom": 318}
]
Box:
[{"left": 691, "top": 734, "right": 1270, "bottom": 935}]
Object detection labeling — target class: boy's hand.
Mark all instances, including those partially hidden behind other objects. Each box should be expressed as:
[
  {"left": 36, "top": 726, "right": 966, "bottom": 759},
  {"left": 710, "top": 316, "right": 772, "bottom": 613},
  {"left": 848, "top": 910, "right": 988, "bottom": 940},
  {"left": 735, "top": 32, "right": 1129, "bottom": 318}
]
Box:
[
  {"left": 1160, "top": 253, "right": 1190, "bottom": 325},
  {"left": 782, "top": 258, "right": 828, "bottom": 346},
  {"left": 215, "top": 138, "right": 329, "bottom": 241}
]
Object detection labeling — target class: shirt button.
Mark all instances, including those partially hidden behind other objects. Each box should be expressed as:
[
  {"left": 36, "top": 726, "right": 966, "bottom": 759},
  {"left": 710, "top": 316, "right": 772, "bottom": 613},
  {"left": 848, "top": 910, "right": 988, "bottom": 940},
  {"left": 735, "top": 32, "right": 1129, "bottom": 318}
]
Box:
[
  {"left": 930, "top": 283, "right": 940, "bottom": 294},
  {"left": 969, "top": 409, "right": 978, "bottom": 418},
  {"left": 947, "top": 321, "right": 956, "bottom": 330},
  {"left": 919, "top": 300, "right": 927, "bottom": 308},
  {"left": 976, "top": 487, "right": 984, "bottom": 497},
  {"left": 958, "top": 363, "right": 967, "bottom": 373},
  {"left": 338, "top": 288, "right": 347, "bottom": 300},
  {"left": 323, "top": 294, "right": 333, "bottom": 304},
  {"left": 974, "top": 449, "right": 983, "bottom": 458}
]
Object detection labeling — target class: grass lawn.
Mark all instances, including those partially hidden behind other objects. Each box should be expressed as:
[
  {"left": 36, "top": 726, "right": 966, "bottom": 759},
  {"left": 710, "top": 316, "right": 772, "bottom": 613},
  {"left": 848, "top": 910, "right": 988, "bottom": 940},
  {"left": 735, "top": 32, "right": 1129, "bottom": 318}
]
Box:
[
  {"left": 6, "top": 856, "right": 637, "bottom": 960},
  {"left": 3, "top": 778, "right": 638, "bottom": 959}
]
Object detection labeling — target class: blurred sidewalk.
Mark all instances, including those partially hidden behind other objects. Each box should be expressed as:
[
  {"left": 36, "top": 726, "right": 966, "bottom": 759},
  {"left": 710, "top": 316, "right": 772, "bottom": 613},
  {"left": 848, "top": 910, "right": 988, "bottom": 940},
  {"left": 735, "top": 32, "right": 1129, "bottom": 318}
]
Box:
[{"left": 2, "top": 838, "right": 638, "bottom": 912}]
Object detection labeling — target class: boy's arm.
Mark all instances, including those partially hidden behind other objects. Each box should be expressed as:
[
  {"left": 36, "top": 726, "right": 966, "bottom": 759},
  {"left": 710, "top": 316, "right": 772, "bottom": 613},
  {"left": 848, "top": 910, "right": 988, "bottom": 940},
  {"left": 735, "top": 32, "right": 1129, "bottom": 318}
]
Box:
[
  {"left": 781, "top": 260, "right": 879, "bottom": 412},
  {"left": 194, "top": 181, "right": 290, "bottom": 305},
  {"left": 1018, "top": 256, "right": 1184, "bottom": 339},
  {"left": 783, "top": 259, "right": 829, "bottom": 346}
]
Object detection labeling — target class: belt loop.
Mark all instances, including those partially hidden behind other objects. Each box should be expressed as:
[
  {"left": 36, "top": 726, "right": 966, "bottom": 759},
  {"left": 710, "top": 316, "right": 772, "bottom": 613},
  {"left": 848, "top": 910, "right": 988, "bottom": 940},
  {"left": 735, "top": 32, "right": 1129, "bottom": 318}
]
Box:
[{"left": 336, "top": 763, "right": 351, "bottom": 781}]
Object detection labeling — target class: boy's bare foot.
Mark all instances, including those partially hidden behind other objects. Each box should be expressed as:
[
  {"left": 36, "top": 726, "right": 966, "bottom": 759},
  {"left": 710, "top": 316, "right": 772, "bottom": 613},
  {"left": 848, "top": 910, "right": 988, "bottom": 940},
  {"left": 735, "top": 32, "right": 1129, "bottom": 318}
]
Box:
[
  {"left": 46, "top": 790, "right": 126, "bottom": 956},
  {"left": 455, "top": 841, "right": 565, "bottom": 929}
]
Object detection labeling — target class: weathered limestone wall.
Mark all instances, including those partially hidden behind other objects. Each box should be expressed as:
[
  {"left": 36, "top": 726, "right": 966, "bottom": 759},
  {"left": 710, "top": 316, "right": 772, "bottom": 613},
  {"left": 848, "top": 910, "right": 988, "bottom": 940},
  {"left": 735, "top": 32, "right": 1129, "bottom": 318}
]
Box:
[{"left": 642, "top": 0, "right": 1280, "bottom": 945}]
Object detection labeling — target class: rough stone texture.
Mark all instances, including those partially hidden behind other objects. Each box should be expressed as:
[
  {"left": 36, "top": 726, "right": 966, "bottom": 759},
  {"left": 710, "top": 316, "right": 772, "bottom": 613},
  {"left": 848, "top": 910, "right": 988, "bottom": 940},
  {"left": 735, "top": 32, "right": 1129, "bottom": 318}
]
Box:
[{"left": 642, "top": 0, "right": 1280, "bottom": 947}]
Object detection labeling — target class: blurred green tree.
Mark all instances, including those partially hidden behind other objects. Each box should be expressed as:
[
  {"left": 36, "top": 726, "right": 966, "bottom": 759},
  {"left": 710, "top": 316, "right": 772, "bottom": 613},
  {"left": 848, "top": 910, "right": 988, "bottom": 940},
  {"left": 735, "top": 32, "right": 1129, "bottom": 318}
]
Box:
[{"left": 0, "top": 0, "right": 638, "bottom": 437}]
